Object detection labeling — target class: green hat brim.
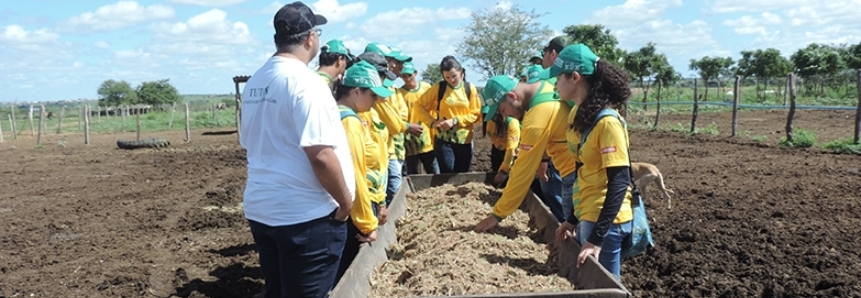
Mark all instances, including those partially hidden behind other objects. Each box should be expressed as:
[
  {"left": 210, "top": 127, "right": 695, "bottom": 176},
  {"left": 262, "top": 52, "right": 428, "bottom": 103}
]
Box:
[
  {"left": 393, "top": 54, "right": 412, "bottom": 62},
  {"left": 383, "top": 78, "right": 394, "bottom": 88},
  {"left": 483, "top": 102, "right": 500, "bottom": 123},
  {"left": 370, "top": 86, "right": 393, "bottom": 98},
  {"left": 539, "top": 67, "right": 562, "bottom": 80}
]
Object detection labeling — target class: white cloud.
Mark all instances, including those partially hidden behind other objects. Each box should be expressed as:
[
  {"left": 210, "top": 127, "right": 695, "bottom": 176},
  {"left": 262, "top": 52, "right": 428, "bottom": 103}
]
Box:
[
  {"left": 360, "top": 7, "right": 471, "bottom": 38},
  {"left": 722, "top": 12, "right": 782, "bottom": 35},
  {"left": 587, "top": 0, "right": 682, "bottom": 27},
  {"left": 151, "top": 9, "right": 253, "bottom": 45},
  {"left": 94, "top": 41, "right": 111, "bottom": 49},
  {"left": 64, "top": 1, "right": 174, "bottom": 32},
  {"left": 345, "top": 22, "right": 357, "bottom": 29},
  {"left": 311, "top": 0, "right": 368, "bottom": 23},
  {"left": 0, "top": 25, "right": 59, "bottom": 44},
  {"left": 616, "top": 19, "right": 725, "bottom": 62},
  {"left": 708, "top": 0, "right": 808, "bottom": 13},
  {"left": 168, "top": 0, "right": 249, "bottom": 6},
  {"left": 494, "top": 1, "right": 513, "bottom": 10}
]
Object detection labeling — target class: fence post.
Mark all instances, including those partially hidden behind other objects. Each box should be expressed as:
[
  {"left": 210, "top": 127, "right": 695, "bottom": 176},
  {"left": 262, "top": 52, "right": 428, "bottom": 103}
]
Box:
[
  {"left": 212, "top": 103, "right": 218, "bottom": 125},
  {"left": 786, "top": 73, "right": 797, "bottom": 143},
  {"left": 28, "top": 104, "right": 35, "bottom": 137},
  {"left": 185, "top": 103, "right": 191, "bottom": 142},
  {"left": 84, "top": 105, "right": 91, "bottom": 145},
  {"left": 57, "top": 106, "right": 66, "bottom": 134},
  {"left": 168, "top": 102, "right": 177, "bottom": 129},
  {"left": 0, "top": 114, "right": 4, "bottom": 142},
  {"left": 136, "top": 112, "right": 142, "bottom": 141},
  {"left": 654, "top": 80, "right": 663, "bottom": 129},
  {"left": 691, "top": 78, "right": 699, "bottom": 133},
  {"left": 783, "top": 77, "right": 789, "bottom": 106},
  {"left": 854, "top": 69, "right": 860, "bottom": 144},
  {"left": 732, "top": 76, "right": 740, "bottom": 137},
  {"left": 10, "top": 105, "right": 18, "bottom": 139},
  {"left": 37, "top": 104, "right": 45, "bottom": 146},
  {"left": 235, "top": 84, "right": 242, "bottom": 140}
]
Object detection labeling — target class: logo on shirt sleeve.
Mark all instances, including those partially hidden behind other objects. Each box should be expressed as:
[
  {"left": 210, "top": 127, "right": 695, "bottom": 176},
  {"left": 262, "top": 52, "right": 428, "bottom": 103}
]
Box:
[
  {"left": 601, "top": 146, "right": 617, "bottom": 154},
  {"left": 520, "top": 144, "right": 533, "bottom": 151}
]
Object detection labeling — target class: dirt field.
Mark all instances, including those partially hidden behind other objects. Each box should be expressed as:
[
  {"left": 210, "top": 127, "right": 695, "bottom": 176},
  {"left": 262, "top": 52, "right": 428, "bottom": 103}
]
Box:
[
  {"left": 1, "top": 108, "right": 859, "bottom": 298},
  {"left": 369, "top": 182, "right": 570, "bottom": 297}
]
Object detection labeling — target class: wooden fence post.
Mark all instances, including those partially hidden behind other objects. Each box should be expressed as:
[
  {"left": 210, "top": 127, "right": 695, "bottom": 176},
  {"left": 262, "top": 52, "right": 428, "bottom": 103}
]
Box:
[
  {"left": 691, "top": 78, "right": 699, "bottom": 134},
  {"left": 185, "top": 103, "right": 191, "bottom": 142},
  {"left": 854, "top": 69, "right": 860, "bottom": 144},
  {"left": 28, "top": 104, "right": 35, "bottom": 137},
  {"left": 84, "top": 106, "right": 91, "bottom": 145},
  {"left": 786, "top": 74, "right": 797, "bottom": 143},
  {"left": 731, "top": 76, "right": 740, "bottom": 137},
  {"left": 168, "top": 102, "right": 177, "bottom": 129},
  {"left": 8, "top": 114, "right": 16, "bottom": 140},
  {"left": 654, "top": 80, "right": 663, "bottom": 129},
  {"left": 212, "top": 104, "right": 218, "bottom": 125},
  {"left": 10, "top": 105, "right": 18, "bottom": 139},
  {"left": 96, "top": 106, "right": 101, "bottom": 123},
  {"left": 136, "top": 112, "right": 141, "bottom": 141},
  {"left": 783, "top": 76, "right": 789, "bottom": 106},
  {"left": 57, "top": 106, "right": 66, "bottom": 134},
  {"left": 37, "top": 104, "right": 45, "bottom": 146},
  {"left": 0, "top": 114, "right": 4, "bottom": 142},
  {"left": 121, "top": 106, "right": 126, "bottom": 132},
  {"left": 235, "top": 84, "right": 242, "bottom": 140}
]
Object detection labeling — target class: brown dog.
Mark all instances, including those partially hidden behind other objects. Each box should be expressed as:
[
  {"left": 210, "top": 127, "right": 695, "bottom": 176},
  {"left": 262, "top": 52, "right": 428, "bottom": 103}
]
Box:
[{"left": 631, "top": 162, "right": 674, "bottom": 209}]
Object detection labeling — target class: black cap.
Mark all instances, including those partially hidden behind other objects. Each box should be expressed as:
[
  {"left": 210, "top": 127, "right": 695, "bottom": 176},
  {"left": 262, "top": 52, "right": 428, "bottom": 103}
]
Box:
[
  {"left": 357, "top": 52, "right": 397, "bottom": 80},
  {"left": 273, "top": 1, "right": 328, "bottom": 36},
  {"left": 546, "top": 35, "right": 573, "bottom": 53}
]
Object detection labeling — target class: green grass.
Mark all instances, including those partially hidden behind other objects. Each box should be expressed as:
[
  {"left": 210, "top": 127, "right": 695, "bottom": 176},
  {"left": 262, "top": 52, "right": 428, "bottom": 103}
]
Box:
[
  {"left": 823, "top": 138, "right": 861, "bottom": 155},
  {"left": 778, "top": 129, "right": 817, "bottom": 148}
]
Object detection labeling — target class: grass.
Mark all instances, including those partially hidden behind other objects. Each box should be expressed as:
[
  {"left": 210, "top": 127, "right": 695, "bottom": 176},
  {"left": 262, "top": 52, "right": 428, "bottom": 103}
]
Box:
[
  {"left": 778, "top": 129, "right": 817, "bottom": 148},
  {"left": 823, "top": 138, "right": 861, "bottom": 155}
]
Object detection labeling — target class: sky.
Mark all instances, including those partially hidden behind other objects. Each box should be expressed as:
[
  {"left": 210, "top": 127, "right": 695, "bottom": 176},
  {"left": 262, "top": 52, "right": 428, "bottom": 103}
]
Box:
[{"left": 1, "top": 0, "right": 860, "bottom": 103}]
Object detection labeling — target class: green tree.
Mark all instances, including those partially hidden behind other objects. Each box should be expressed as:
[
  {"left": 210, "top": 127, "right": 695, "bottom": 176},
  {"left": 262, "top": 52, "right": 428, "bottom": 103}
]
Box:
[
  {"left": 421, "top": 63, "right": 442, "bottom": 84},
  {"left": 457, "top": 4, "right": 553, "bottom": 79},
  {"left": 689, "top": 56, "right": 734, "bottom": 101},
  {"left": 97, "top": 79, "right": 137, "bottom": 107},
  {"left": 135, "top": 79, "right": 181, "bottom": 106},
  {"left": 563, "top": 24, "right": 626, "bottom": 65},
  {"left": 847, "top": 41, "right": 861, "bottom": 69},
  {"left": 791, "top": 43, "right": 843, "bottom": 97},
  {"left": 623, "top": 42, "right": 669, "bottom": 108},
  {"left": 755, "top": 48, "right": 792, "bottom": 100}
]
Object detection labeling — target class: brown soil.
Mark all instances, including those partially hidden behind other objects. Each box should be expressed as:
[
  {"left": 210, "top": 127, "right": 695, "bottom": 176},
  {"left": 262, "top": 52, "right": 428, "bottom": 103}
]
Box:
[
  {"left": 369, "top": 182, "right": 570, "bottom": 297},
  {"left": 1, "top": 108, "right": 860, "bottom": 298}
]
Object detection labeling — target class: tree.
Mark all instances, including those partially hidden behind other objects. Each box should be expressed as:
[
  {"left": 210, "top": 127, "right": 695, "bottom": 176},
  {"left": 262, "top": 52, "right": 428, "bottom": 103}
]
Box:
[
  {"left": 136, "top": 79, "right": 181, "bottom": 106},
  {"left": 791, "top": 43, "right": 843, "bottom": 97},
  {"left": 755, "top": 48, "right": 792, "bottom": 100},
  {"left": 421, "top": 64, "right": 442, "bottom": 84},
  {"left": 97, "top": 79, "right": 137, "bottom": 107},
  {"left": 689, "top": 56, "right": 734, "bottom": 101},
  {"left": 563, "top": 24, "right": 626, "bottom": 65},
  {"left": 847, "top": 41, "right": 861, "bottom": 69},
  {"left": 457, "top": 4, "right": 552, "bottom": 79},
  {"left": 622, "top": 42, "right": 669, "bottom": 108}
]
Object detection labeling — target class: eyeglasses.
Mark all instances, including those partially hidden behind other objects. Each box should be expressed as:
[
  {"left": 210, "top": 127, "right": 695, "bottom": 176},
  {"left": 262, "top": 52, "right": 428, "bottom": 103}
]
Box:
[{"left": 314, "top": 27, "right": 322, "bottom": 37}]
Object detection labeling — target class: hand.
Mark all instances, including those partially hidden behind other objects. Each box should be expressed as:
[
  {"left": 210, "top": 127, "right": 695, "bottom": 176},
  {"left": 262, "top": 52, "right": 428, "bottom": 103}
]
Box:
[
  {"left": 357, "top": 230, "right": 378, "bottom": 243},
  {"left": 377, "top": 205, "right": 388, "bottom": 225},
  {"left": 434, "top": 119, "right": 455, "bottom": 131},
  {"left": 493, "top": 171, "right": 508, "bottom": 187},
  {"left": 474, "top": 215, "right": 500, "bottom": 232},
  {"left": 334, "top": 203, "right": 352, "bottom": 222},
  {"left": 555, "top": 221, "right": 576, "bottom": 242},
  {"left": 577, "top": 241, "right": 602, "bottom": 268},
  {"left": 537, "top": 161, "right": 549, "bottom": 182},
  {"left": 408, "top": 123, "right": 423, "bottom": 137}
]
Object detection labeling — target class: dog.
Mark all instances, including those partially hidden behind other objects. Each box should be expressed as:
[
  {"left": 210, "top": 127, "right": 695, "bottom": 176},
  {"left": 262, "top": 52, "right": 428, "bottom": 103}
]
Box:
[{"left": 631, "top": 162, "right": 674, "bottom": 209}]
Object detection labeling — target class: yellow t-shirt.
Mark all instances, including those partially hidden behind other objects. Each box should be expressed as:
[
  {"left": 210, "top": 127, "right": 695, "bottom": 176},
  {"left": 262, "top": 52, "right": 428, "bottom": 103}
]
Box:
[
  {"left": 413, "top": 82, "right": 482, "bottom": 144},
  {"left": 566, "top": 108, "right": 633, "bottom": 224},
  {"left": 486, "top": 117, "right": 521, "bottom": 173},
  {"left": 400, "top": 82, "right": 433, "bottom": 156},
  {"left": 339, "top": 106, "right": 379, "bottom": 234},
  {"left": 373, "top": 90, "right": 406, "bottom": 161},
  {"left": 318, "top": 71, "right": 332, "bottom": 85},
  {"left": 491, "top": 82, "right": 575, "bottom": 219},
  {"left": 358, "top": 109, "right": 388, "bottom": 204}
]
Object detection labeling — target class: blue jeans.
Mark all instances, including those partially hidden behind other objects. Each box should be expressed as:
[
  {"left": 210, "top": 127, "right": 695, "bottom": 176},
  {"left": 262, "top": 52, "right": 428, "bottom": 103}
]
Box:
[
  {"left": 561, "top": 171, "right": 576, "bottom": 222},
  {"left": 385, "top": 159, "right": 403, "bottom": 205},
  {"left": 405, "top": 152, "right": 439, "bottom": 175},
  {"left": 538, "top": 162, "right": 565, "bottom": 222},
  {"left": 248, "top": 210, "right": 347, "bottom": 298},
  {"left": 434, "top": 138, "right": 473, "bottom": 173},
  {"left": 576, "top": 220, "right": 633, "bottom": 280}
]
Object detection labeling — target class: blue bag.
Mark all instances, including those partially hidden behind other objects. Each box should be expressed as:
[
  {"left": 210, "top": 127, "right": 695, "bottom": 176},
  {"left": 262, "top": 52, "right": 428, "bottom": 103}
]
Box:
[{"left": 578, "top": 108, "right": 655, "bottom": 259}]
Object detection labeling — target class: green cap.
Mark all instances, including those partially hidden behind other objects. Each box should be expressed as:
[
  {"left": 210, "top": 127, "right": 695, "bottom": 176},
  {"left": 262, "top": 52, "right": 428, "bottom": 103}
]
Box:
[
  {"left": 529, "top": 49, "right": 543, "bottom": 63},
  {"left": 481, "top": 75, "right": 518, "bottom": 123},
  {"left": 388, "top": 46, "right": 412, "bottom": 62},
  {"left": 523, "top": 64, "right": 543, "bottom": 83},
  {"left": 481, "top": 105, "right": 489, "bottom": 114},
  {"left": 322, "top": 39, "right": 350, "bottom": 58},
  {"left": 343, "top": 60, "right": 394, "bottom": 98},
  {"left": 364, "top": 42, "right": 395, "bottom": 58},
  {"left": 402, "top": 61, "right": 416, "bottom": 75},
  {"left": 540, "top": 43, "right": 599, "bottom": 79}
]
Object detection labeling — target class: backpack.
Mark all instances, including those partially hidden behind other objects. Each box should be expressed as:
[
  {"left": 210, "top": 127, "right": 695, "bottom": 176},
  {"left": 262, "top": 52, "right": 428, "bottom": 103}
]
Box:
[
  {"left": 578, "top": 108, "right": 655, "bottom": 259},
  {"left": 435, "top": 81, "right": 472, "bottom": 120},
  {"left": 339, "top": 107, "right": 360, "bottom": 121}
]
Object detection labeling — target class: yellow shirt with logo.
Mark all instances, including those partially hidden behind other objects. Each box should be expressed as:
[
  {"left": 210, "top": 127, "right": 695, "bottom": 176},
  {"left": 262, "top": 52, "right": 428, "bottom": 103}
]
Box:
[
  {"left": 491, "top": 82, "right": 576, "bottom": 219},
  {"left": 566, "top": 109, "right": 633, "bottom": 224},
  {"left": 485, "top": 117, "right": 521, "bottom": 173},
  {"left": 358, "top": 109, "right": 388, "bottom": 204},
  {"left": 373, "top": 90, "right": 406, "bottom": 161},
  {"left": 339, "top": 106, "right": 379, "bottom": 234},
  {"left": 318, "top": 71, "right": 332, "bottom": 85},
  {"left": 413, "top": 82, "right": 482, "bottom": 144},
  {"left": 400, "top": 82, "right": 434, "bottom": 156}
]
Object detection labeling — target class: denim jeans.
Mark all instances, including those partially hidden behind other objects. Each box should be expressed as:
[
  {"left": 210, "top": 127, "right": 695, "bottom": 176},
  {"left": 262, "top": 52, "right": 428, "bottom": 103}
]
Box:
[
  {"left": 434, "top": 138, "right": 473, "bottom": 173},
  {"left": 538, "top": 162, "right": 565, "bottom": 222},
  {"left": 385, "top": 159, "right": 403, "bottom": 206},
  {"left": 248, "top": 210, "right": 347, "bottom": 298},
  {"left": 561, "top": 171, "right": 576, "bottom": 222},
  {"left": 405, "top": 152, "right": 439, "bottom": 175},
  {"left": 576, "top": 220, "right": 633, "bottom": 280}
]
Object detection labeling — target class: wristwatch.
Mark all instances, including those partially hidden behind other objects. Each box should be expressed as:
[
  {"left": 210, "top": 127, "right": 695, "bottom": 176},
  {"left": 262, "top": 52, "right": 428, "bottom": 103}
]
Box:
[{"left": 452, "top": 117, "right": 459, "bottom": 127}]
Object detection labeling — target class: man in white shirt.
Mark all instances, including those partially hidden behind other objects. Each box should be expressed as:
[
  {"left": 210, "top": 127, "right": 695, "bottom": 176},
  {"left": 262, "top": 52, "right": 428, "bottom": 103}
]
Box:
[{"left": 239, "top": 2, "right": 355, "bottom": 297}]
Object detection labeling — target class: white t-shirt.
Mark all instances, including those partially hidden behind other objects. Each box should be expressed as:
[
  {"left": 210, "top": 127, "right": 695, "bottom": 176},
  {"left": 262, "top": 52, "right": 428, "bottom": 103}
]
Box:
[{"left": 240, "top": 56, "right": 356, "bottom": 227}]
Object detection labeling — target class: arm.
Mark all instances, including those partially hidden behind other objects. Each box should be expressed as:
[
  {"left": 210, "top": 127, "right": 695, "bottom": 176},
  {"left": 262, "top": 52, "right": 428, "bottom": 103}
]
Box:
[
  {"left": 374, "top": 99, "right": 405, "bottom": 136},
  {"left": 344, "top": 119, "right": 379, "bottom": 234},
  {"left": 395, "top": 92, "right": 410, "bottom": 131},
  {"left": 413, "top": 84, "right": 439, "bottom": 127},
  {"left": 585, "top": 166, "right": 628, "bottom": 246},
  {"left": 455, "top": 85, "right": 482, "bottom": 127},
  {"left": 304, "top": 146, "right": 353, "bottom": 213},
  {"left": 491, "top": 126, "right": 551, "bottom": 219},
  {"left": 499, "top": 119, "right": 521, "bottom": 173}
]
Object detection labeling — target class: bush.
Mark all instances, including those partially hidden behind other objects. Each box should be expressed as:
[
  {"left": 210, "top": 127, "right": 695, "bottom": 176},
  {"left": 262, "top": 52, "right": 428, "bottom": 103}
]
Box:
[
  {"left": 823, "top": 138, "right": 861, "bottom": 155},
  {"left": 779, "top": 129, "right": 817, "bottom": 148}
]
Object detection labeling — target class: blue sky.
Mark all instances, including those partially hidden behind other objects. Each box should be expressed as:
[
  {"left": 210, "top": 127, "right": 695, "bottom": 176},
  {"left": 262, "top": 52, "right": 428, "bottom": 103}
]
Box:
[{"left": 1, "top": 0, "right": 859, "bottom": 103}]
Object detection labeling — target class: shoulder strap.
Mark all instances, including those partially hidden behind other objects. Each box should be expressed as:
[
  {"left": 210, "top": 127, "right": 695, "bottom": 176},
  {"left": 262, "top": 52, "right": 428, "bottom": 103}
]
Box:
[
  {"left": 465, "top": 82, "right": 472, "bottom": 101},
  {"left": 339, "top": 106, "right": 360, "bottom": 121},
  {"left": 575, "top": 108, "right": 638, "bottom": 188},
  {"left": 436, "top": 82, "right": 447, "bottom": 120}
]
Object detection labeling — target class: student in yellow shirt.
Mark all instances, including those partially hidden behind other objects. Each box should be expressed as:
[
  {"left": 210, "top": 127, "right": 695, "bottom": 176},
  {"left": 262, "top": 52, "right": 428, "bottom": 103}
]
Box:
[
  {"left": 399, "top": 62, "right": 439, "bottom": 174},
  {"left": 485, "top": 112, "right": 520, "bottom": 186},
  {"left": 474, "top": 74, "right": 577, "bottom": 230},
  {"left": 547, "top": 44, "right": 634, "bottom": 280},
  {"left": 331, "top": 60, "right": 392, "bottom": 281},
  {"left": 316, "top": 39, "right": 353, "bottom": 86},
  {"left": 413, "top": 56, "right": 482, "bottom": 173}
]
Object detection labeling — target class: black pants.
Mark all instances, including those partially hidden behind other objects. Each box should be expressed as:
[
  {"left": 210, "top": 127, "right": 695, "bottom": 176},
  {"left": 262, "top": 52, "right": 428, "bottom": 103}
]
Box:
[{"left": 490, "top": 147, "right": 505, "bottom": 173}]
